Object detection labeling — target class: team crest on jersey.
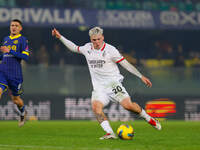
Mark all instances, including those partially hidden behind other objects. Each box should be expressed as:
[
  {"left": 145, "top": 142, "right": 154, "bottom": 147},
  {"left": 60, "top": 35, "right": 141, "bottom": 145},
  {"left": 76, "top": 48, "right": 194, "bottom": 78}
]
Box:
[
  {"left": 13, "top": 40, "right": 18, "bottom": 44},
  {"left": 87, "top": 51, "right": 91, "bottom": 54}
]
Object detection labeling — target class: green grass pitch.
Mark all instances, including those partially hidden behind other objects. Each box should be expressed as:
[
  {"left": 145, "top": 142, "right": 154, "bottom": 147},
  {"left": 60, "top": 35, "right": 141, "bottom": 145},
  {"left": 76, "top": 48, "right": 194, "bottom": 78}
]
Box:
[{"left": 0, "top": 120, "right": 199, "bottom": 150}]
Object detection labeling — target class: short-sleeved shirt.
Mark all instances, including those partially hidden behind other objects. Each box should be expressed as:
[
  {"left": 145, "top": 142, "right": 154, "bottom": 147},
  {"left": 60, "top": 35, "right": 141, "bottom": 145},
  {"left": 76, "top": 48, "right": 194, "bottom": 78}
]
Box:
[{"left": 0, "top": 34, "right": 29, "bottom": 80}]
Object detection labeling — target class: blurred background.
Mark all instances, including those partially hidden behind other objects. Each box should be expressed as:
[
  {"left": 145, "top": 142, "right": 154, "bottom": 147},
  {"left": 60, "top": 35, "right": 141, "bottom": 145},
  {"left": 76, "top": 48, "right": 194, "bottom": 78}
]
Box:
[{"left": 0, "top": 0, "right": 200, "bottom": 121}]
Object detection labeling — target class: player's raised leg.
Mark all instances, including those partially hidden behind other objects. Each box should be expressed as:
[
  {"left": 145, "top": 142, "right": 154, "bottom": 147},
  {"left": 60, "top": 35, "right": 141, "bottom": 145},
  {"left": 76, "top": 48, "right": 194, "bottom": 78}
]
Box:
[
  {"left": 120, "top": 97, "right": 161, "bottom": 130},
  {"left": 11, "top": 95, "right": 27, "bottom": 127},
  {"left": 92, "top": 100, "right": 117, "bottom": 139}
]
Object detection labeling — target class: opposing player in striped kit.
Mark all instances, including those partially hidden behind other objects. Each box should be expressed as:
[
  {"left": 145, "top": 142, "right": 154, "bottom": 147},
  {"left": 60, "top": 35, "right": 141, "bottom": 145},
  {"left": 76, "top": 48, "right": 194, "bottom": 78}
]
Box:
[
  {"left": 52, "top": 26, "right": 161, "bottom": 139},
  {"left": 0, "top": 19, "right": 29, "bottom": 127}
]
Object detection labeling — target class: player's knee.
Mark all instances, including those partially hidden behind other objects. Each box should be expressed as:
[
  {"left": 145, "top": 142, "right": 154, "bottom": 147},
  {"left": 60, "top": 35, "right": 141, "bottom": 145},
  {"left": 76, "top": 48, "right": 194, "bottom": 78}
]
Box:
[
  {"left": 0, "top": 88, "right": 3, "bottom": 99},
  {"left": 0, "top": 91, "right": 2, "bottom": 99},
  {"left": 11, "top": 98, "right": 18, "bottom": 104},
  {"left": 92, "top": 101, "right": 103, "bottom": 114},
  {"left": 120, "top": 97, "right": 132, "bottom": 109},
  {"left": 92, "top": 104, "right": 101, "bottom": 113},
  {"left": 121, "top": 100, "right": 135, "bottom": 111},
  {"left": 11, "top": 96, "right": 20, "bottom": 104},
  {"left": 122, "top": 103, "right": 133, "bottom": 111}
]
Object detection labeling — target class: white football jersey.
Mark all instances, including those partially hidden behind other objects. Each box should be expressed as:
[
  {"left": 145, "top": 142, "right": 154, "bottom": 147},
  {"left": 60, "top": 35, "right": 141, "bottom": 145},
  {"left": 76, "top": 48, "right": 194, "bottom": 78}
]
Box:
[{"left": 76, "top": 42, "right": 125, "bottom": 90}]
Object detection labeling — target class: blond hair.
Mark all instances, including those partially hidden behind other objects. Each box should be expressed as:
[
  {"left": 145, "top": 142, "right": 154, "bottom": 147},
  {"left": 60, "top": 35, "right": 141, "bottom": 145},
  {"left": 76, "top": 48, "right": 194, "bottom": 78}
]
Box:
[{"left": 89, "top": 27, "right": 103, "bottom": 37}]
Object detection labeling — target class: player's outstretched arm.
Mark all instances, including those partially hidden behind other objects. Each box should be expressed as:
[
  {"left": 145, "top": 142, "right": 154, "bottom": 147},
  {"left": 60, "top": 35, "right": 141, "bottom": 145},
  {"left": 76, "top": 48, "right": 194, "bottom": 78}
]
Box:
[
  {"left": 52, "top": 28, "right": 79, "bottom": 53},
  {"left": 119, "top": 59, "right": 152, "bottom": 87}
]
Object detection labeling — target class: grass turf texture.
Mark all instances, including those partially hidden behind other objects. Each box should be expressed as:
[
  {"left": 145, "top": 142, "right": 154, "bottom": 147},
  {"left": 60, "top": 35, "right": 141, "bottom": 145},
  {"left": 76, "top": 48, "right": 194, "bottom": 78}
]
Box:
[{"left": 0, "top": 121, "right": 199, "bottom": 150}]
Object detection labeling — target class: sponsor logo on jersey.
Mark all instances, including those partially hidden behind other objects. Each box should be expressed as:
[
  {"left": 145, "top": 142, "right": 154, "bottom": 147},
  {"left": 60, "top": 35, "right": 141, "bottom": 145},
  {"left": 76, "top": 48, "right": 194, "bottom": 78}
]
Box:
[
  {"left": 87, "top": 51, "right": 91, "bottom": 54},
  {"left": 4, "top": 54, "right": 14, "bottom": 57},
  {"left": 88, "top": 59, "right": 106, "bottom": 68},
  {"left": 13, "top": 40, "right": 18, "bottom": 44}
]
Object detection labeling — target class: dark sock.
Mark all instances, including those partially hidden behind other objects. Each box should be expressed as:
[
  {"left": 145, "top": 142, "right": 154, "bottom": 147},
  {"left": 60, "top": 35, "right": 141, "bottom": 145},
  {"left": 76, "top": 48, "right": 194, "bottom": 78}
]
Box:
[{"left": 17, "top": 105, "right": 25, "bottom": 116}]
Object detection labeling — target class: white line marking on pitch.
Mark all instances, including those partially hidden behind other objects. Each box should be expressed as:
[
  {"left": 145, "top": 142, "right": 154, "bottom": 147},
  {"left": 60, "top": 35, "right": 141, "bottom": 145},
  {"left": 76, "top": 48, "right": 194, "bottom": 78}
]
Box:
[
  {"left": 0, "top": 144, "right": 71, "bottom": 150},
  {"left": 0, "top": 144, "right": 121, "bottom": 150}
]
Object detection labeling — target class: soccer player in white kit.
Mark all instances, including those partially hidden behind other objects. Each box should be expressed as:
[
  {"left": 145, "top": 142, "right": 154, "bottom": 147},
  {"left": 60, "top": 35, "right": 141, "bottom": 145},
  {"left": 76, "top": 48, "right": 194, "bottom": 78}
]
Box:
[{"left": 52, "top": 27, "right": 161, "bottom": 139}]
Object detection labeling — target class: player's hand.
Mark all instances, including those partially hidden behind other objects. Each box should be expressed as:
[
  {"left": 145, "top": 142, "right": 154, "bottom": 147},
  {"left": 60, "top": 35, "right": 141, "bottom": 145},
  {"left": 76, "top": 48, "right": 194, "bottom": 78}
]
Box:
[
  {"left": 141, "top": 75, "right": 152, "bottom": 88},
  {"left": 0, "top": 46, "right": 10, "bottom": 53},
  {"left": 52, "top": 28, "right": 61, "bottom": 39}
]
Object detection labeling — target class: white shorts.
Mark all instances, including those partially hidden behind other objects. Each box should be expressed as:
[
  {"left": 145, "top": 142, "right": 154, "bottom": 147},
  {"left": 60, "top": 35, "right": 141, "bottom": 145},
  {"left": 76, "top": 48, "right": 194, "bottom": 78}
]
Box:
[{"left": 91, "top": 81, "right": 130, "bottom": 106}]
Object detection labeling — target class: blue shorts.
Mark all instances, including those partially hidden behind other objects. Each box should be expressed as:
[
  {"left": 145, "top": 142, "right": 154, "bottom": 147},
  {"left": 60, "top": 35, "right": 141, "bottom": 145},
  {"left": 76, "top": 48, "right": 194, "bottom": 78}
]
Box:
[{"left": 0, "top": 72, "right": 23, "bottom": 96}]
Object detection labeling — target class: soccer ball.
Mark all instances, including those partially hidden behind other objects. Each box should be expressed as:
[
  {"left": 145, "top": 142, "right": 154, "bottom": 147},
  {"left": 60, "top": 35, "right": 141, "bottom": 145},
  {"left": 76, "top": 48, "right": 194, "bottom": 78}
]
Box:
[{"left": 117, "top": 124, "right": 134, "bottom": 140}]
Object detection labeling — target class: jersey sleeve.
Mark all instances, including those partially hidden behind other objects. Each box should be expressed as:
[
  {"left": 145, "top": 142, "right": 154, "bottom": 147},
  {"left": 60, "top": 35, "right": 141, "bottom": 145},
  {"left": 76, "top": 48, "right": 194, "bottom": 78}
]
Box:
[
  {"left": 77, "top": 44, "right": 89, "bottom": 55},
  {"left": 21, "top": 37, "right": 30, "bottom": 56},
  {"left": 111, "top": 47, "right": 125, "bottom": 63}
]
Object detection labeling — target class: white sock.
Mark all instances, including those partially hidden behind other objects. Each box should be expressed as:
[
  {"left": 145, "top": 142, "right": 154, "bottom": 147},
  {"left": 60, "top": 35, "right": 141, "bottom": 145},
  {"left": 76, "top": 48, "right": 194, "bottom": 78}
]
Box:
[
  {"left": 100, "top": 120, "right": 114, "bottom": 134},
  {"left": 139, "top": 109, "right": 151, "bottom": 122}
]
